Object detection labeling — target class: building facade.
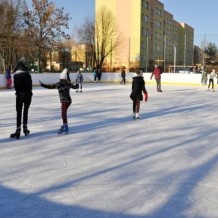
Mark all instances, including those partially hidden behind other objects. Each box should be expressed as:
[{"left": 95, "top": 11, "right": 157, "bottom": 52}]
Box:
[{"left": 96, "top": 0, "right": 194, "bottom": 72}]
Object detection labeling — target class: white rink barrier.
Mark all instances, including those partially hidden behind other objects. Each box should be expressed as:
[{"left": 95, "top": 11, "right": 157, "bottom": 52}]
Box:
[{"left": 0, "top": 72, "right": 205, "bottom": 88}]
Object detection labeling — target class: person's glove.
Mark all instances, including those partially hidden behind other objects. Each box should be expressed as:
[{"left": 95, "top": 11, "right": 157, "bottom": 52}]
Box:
[
  {"left": 144, "top": 92, "right": 148, "bottom": 102},
  {"left": 74, "top": 83, "right": 79, "bottom": 89}
]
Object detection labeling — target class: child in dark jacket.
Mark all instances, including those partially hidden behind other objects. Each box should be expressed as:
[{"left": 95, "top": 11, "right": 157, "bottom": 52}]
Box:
[
  {"left": 39, "top": 68, "right": 78, "bottom": 134},
  {"left": 130, "top": 70, "right": 148, "bottom": 119}
]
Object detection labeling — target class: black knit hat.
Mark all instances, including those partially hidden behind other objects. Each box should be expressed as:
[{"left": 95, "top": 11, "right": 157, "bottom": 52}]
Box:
[{"left": 14, "top": 58, "right": 28, "bottom": 72}]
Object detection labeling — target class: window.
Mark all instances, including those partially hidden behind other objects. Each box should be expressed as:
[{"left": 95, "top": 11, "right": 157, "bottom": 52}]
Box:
[
  {"left": 155, "top": 7, "right": 162, "bottom": 16},
  {"left": 142, "top": 42, "right": 146, "bottom": 49},
  {"left": 155, "top": 20, "right": 162, "bottom": 28},
  {"left": 142, "top": 28, "right": 149, "bottom": 35},
  {"left": 142, "top": 14, "right": 149, "bottom": 22},
  {"left": 143, "top": 0, "right": 149, "bottom": 9}
]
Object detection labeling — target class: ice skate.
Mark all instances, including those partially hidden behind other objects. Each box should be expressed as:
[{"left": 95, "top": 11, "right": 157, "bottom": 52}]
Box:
[
  {"left": 133, "top": 112, "right": 136, "bottom": 119},
  {"left": 135, "top": 113, "right": 140, "bottom": 119},
  {"left": 23, "top": 125, "right": 30, "bottom": 136},
  {"left": 58, "top": 124, "right": 69, "bottom": 134},
  {"left": 10, "top": 127, "right": 21, "bottom": 139}
]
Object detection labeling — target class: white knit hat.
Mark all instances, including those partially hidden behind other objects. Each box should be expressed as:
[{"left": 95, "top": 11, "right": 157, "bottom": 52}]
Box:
[{"left": 59, "top": 68, "right": 68, "bottom": 80}]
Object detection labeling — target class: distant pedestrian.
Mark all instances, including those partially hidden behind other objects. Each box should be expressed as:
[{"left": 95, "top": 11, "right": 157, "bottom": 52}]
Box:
[
  {"left": 150, "top": 64, "right": 162, "bottom": 92},
  {"left": 207, "top": 69, "right": 217, "bottom": 91},
  {"left": 97, "top": 67, "right": 102, "bottom": 82},
  {"left": 67, "top": 69, "right": 71, "bottom": 82},
  {"left": 39, "top": 68, "right": 79, "bottom": 134},
  {"left": 5, "top": 67, "right": 12, "bottom": 89},
  {"left": 200, "top": 66, "right": 207, "bottom": 86},
  {"left": 93, "top": 68, "right": 97, "bottom": 82},
  {"left": 10, "top": 58, "right": 32, "bottom": 139},
  {"left": 130, "top": 70, "right": 148, "bottom": 119},
  {"left": 120, "top": 67, "right": 126, "bottom": 85},
  {"left": 75, "top": 69, "right": 83, "bottom": 92}
]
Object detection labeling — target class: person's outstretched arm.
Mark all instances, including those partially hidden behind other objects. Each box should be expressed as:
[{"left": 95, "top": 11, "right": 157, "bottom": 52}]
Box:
[{"left": 39, "top": 80, "right": 56, "bottom": 89}]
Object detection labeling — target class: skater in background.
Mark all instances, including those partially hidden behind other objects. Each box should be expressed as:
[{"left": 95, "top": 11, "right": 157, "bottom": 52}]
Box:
[
  {"left": 5, "top": 67, "right": 12, "bottom": 89},
  {"left": 200, "top": 66, "right": 207, "bottom": 86},
  {"left": 93, "top": 68, "right": 97, "bottom": 82},
  {"left": 75, "top": 69, "right": 83, "bottom": 92},
  {"left": 207, "top": 69, "right": 217, "bottom": 91},
  {"left": 97, "top": 66, "right": 102, "bottom": 82},
  {"left": 39, "top": 68, "right": 78, "bottom": 134},
  {"left": 130, "top": 69, "right": 148, "bottom": 119},
  {"left": 10, "top": 58, "right": 32, "bottom": 139},
  {"left": 67, "top": 69, "right": 71, "bottom": 82},
  {"left": 150, "top": 64, "right": 162, "bottom": 92},
  {"left": 120, "top": 67, "right": 126, "bottom": 85}
]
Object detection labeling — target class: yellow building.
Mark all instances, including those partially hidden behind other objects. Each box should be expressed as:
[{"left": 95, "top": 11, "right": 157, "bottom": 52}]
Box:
[{"left": 96, "top": 0, "right": 194, "bottom": 71}]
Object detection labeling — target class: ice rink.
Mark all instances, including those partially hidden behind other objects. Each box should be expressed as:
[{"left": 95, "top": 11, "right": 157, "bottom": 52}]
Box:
[{"left": 0, "top": 82, "right": 218, "bottom": 218}]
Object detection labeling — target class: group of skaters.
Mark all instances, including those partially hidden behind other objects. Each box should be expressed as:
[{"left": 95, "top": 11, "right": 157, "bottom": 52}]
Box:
[
  {"left": 93, "top": 67, "right": 102, "bottom": 82},
  {"left": 8, "top": 57, "right": 164, "bottom": 139},
  {"left": 200, "top": 66, "right": 218, "bottom": 91},
  {"left": 9, "top": 58, "right": 86, "bottom": 139}
]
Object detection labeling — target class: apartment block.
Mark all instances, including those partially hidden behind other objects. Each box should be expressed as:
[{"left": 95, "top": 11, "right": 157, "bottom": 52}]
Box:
[{"left": 95, "top": 0, "right": 194, "bottom": 71}]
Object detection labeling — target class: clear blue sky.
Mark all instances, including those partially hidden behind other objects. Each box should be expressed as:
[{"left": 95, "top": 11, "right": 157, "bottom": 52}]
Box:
[
  {"left": 160, "top": 0, "right": 218, "bottom": 45},
  {"left": 49, "top": 0, "right": 95, "bottom": 31},
  {"left": 27, "top": 0, "right": 218, "bottom": 46}
]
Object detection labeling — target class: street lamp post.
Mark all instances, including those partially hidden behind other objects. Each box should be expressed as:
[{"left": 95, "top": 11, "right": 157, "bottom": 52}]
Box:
[
  {"left": 183, "top": 34, "right": 186, "bottom": 72},
  {"left": 172, "top": 44, "right": 178, "bottom": 73},
  {"left": 145, "top": 35, "right": 149, "bottom": 72},
  {"left": 163, "top": 35, "right": 166, "bottom": 73}
]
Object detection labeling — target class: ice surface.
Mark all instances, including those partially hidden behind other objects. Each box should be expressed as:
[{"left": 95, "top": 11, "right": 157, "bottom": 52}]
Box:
[{"left": 0, "top": 83, "right": 218, "bottom": 218}]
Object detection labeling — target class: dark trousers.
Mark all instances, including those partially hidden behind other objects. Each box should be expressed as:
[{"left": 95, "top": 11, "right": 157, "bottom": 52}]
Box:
[
  {"left": 156, "top": 79, "right": 161, "bottom": 91},
  {"left": 61, "top": 102, "right": 71, "bottom": 124},
  {"left": 121, "top": 77, "right": 126, "bottom": 85},
  {"left": 97, "top": 73, "right": 101, "bottom": 81},
  {"left": 208, "top": 79, "right": 214, "bottom": 89},
  {"left": 133, "top": 99, "right": 140, "bottom": 113},
  {"left": 16, "top": 95, "right": 32, "bottom": 128}
]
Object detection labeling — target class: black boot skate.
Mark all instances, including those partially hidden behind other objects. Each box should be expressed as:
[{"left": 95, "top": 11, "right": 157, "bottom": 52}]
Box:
[
  {"left": 10, "top": 127, "right": 21, "bottom": 139},
  {"left": 23, "top": 125, "right": 30, "bottom": 135}
]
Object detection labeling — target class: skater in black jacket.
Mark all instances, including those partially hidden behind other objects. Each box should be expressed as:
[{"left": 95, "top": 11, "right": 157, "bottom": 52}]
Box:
[
  {"left": 120, "top": 67, "right": 126, "bottom": 85},
  {"left": 39, "top": 68, "right": 78, "bottom": 134},
  {"left": 10, "top": 58, "right": 33, "bottom": 139},
  {"left": 130, "top": 70, "right": 148, "bottom": 119}
]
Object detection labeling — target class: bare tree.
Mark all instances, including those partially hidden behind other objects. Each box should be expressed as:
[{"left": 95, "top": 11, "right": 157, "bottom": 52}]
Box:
[
  {"left": 77, "top": 18, "right": 95, "bottom": 68},
  {"left": 77, "top": 6, "right": 122, "bottom": 70},
  {"left": 0, "top": 0, "right": 24, "bottom": 67},
  {"left": 57, "top": 39, "right": 72, "bottom": 69},
  {"left": 95, "top": 6, "right": 122, "bottom": 69},
  {"left": 22, "top": 0, "right": 70, "bottom": 72}
]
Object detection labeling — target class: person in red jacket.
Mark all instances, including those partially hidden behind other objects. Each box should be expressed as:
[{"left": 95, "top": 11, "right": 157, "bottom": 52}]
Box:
[{"left": 150, "top": 64, "right": 162, "bottom": 92}]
